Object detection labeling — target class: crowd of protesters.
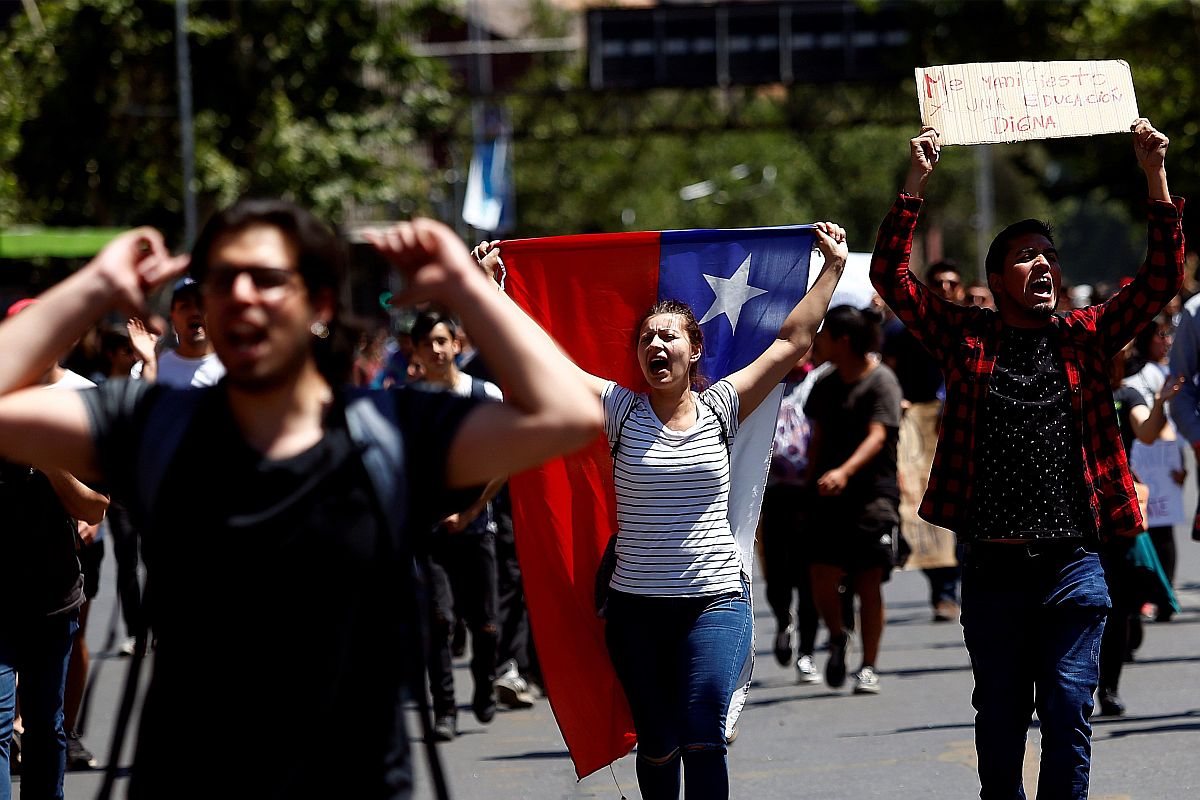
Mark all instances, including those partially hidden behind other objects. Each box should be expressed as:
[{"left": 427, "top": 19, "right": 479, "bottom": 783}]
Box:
[{"left": 0, "top": 117, "right": 1194, "bottom": 800}]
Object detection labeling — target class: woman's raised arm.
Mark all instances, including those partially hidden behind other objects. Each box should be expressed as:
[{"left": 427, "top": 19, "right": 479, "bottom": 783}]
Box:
[{"left": 726, "top": 221, "right": 848, "bottom": 422}]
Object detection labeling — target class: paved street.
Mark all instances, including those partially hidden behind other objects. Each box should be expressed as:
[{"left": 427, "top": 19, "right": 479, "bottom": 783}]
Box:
[{"left": 49, "top": 522, "right": 1199, "bottom": 800}]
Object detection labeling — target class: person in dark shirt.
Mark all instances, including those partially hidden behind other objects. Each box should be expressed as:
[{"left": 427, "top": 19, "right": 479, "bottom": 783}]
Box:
[
  {"left": 0, "top": 319, "right": 109, "bottom": 799},
  {"left": 0, "top": 201, "right": 602, "bottom": 799},
  {"left": 804, "top": 306, "right": 903, "bottom": 695},
  {"left": 871, "top": 119, "right": 1183, "bottom": 800}
]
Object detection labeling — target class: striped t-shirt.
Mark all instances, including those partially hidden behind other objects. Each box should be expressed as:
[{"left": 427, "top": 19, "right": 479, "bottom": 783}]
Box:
[{"left": 603, "top": 379, "right": 742, "bottom": 597}]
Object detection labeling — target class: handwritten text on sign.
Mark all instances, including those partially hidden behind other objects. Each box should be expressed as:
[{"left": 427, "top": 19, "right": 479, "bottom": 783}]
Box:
[{"left": 916, "top": 61, "right": 1140, "bottom": 145}]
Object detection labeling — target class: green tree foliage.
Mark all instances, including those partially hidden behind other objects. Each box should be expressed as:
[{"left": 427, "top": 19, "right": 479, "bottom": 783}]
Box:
[
  {"left": 494, "top": 0, "right": 1199, "bottom": 285},
  {"left": 0, "top": 0, "right": 456, "bottom": 233}
]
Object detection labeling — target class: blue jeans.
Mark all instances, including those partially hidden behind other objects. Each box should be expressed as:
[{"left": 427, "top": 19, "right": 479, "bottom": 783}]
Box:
[
  {"left": 0, "top": 613, "right": 78, "bottom": 800},
  {"left": 961, "top": 546, "right": 1109, "bottom": 800},
  {"left": 604, "top": 582, "right": 753, "bottom": 800}
]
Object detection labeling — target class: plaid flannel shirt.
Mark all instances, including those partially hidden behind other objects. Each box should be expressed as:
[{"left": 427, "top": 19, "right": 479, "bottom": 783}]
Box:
[{"left": 870, "top": 193, "right": 1186, "bottom": 541}]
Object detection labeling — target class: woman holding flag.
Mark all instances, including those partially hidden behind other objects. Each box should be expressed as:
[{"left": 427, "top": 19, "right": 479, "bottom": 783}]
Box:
[{"left": 476, "top": 220, "right": 848, "bottom": 800}]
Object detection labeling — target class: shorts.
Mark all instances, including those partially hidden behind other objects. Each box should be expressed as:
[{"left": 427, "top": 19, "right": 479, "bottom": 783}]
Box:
[
  {"left": 79, "top": 538, "right": 105, "bottom": 600},
  {"left": 809, "top": 496, "right": 901, "bottom": 579}
]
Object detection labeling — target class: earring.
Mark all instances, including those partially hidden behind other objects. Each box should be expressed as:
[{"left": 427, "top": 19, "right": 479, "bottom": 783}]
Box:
[{"left": 310, "top": 321, "right": 330, "bottom": 339}]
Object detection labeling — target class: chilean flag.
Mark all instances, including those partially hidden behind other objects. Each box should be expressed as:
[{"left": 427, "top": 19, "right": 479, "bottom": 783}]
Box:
[{"left": 501, "top": 225, "right": 818, "bottom": 779}]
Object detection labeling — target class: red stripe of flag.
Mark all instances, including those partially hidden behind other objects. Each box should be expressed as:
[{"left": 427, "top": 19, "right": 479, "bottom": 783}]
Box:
[{"left": 501, "top": 232, "right": 661, "bottom": 778}]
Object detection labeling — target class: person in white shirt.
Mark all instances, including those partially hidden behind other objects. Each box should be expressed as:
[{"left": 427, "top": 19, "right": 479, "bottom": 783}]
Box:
[
  {"left": 130, "top": 278, "right": 225, "bottom": 388},
  {"left": 409, "top": 311, "right": 506, "bottom": 741}
]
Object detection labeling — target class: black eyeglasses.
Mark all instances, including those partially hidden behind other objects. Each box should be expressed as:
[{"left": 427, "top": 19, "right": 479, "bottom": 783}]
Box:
[{"left": 204, "top": 266, "right": 303, "bottom": 299}]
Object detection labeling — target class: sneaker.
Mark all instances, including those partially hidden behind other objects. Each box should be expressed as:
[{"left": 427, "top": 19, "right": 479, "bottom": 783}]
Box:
[
  {"left": 1098, "top": 688, "right": 1125, "bottom": 717},
  {"left": 796, "top": 654, "right": 822, "bottom": 684},
  {"left": 432, "top": 714, "right": 457, "bottom": 741},
  {"left": 773, "top": 625, "right": 793, "bottom": 667},
  {"left": 825, "top": 632, "right": 849, "bottom": 688},
  {"left": 933, "top": 600, "right": 959, "bottom": 622},
  {"left": 495, "top": 660, "right": 535, "bottom": 709},
  {"left": 66, "top": 733, "right": 97, "bottom": 770},
  {"left": 118, "top": 636, "right": 137, "bottom": 657},
  {"left": 473, "top": 684, "right": 497, "bottom": 724},
  {"left": 853, "top": 666, "right": 881, "bottom": 695}
]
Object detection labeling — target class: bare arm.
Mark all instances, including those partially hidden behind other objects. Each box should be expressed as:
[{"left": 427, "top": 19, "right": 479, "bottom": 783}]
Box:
[
  {"left": 473, "top": 240, "right": 610, "bottom": 398},
  {"left": 726, "top": 222, "right": 848, "bottom": 422},
  {"left": 816, "top": 421, "right": 888, "bottom": 497},
  {"left": 44, "top": 469, "right": 109, "bottom": 525},
  {"left": 127, "top": 317, "right": 159, "bottom": 382},
  {"left": 441, "top": 475, "right": 506, "bottom": 533},
  {"left": 364, "top": 221, "right": 604, "bottom": 489},
  {"left": 1131, "top": 375, "right": 1185, "bottom": 445},
  {"left": 0, "top": 229, "right": 188, "bottom": 481}
]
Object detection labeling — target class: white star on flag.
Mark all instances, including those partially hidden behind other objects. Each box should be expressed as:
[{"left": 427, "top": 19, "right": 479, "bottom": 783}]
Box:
[{"left": 698, "top": 252, "right": 768, "bottom": 333}]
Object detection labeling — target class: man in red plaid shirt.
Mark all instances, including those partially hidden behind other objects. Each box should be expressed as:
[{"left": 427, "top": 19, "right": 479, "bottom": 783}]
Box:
[{"left": 871, "top": 118, "right": 1183, "bottom": 800}]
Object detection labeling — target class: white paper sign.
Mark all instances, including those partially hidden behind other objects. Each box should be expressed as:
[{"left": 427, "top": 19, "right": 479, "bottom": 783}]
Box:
[
  {"left": 1130, "top": 438, "right": 1187, "bottom": 528},
  {"left": 916, "top": 60, "right": 1140, "bottom": 145}
]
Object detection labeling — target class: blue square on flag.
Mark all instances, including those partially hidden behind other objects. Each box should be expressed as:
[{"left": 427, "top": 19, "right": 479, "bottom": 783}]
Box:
[{"left": 659, "top": 226, "right": 815, "bottom": 378}]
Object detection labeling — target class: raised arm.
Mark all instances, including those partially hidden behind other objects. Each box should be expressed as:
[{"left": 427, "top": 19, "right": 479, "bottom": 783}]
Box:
[
  {"left": 127, "top": 316, "right": 159, "bottom": 382},
  {"left": 725, "top": 222, "right": 848, "bottom": 422},
  {"left": 869, "top": 127, "right": 972, "bottom": 365},
  {"left": 0, "top": 230, "right": 189, "bottom": 481},
  {"left": 473, "top": 239, "right": 610, "bottom": 399},
  {"left": 1130, "top": 375, "right": 1185, "bottom": 445},
  {"left": 1091, "top": 119, "right": 1184, "bottom": 355},
  {"left": 365, "top": 221, "right": 604, "bottom": 489}
]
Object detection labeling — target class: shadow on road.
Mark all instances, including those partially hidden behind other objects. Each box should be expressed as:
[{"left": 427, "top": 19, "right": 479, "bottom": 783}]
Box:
[{"left": 483, "top": 750, "right": 573, "bottom": 761}]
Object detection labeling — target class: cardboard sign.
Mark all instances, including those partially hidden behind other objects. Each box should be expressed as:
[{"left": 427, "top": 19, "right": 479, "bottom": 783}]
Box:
[
  {"left": 1130, "top": 438, "right": 1188, "bottom": 528},
  {"left": 916, "top": 60, "right": 1140, "bottom": 145}
]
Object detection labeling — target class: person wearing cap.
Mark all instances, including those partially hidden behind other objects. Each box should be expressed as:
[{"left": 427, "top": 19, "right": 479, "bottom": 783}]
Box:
[
  {"left": 130, "top": 277, "right": 225, "bottom": 387},
  {"left": 871, "top": 120, "right": 1182, "bottom": 800}
]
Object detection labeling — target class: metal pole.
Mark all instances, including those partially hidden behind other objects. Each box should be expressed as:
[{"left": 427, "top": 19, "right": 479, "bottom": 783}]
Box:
[
  {"left": 975, "top": 144, "right": 995, "bottom": 277},
  {"left": 175, "top": 0, "right": 197, "bottom": 248}
]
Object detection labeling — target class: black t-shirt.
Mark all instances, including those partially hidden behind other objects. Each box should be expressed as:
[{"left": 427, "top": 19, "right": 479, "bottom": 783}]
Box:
[
  {"left": 1113, "top": 384, "right": 1147, "bottom": 457},
  {"left": 967, "top": 326, "right": 1094, "bottom": 540},
  {"left": 0, "top": 460, "right": 83, "bottom": 619},
  {"left": 804, "top": 364, "right": 903, "bottom": 504},
  {"left": 882, "top": 318, "right": 944, "bottom": 403},
  {"left": 82, "top": 380, "right": 481, "bottom": 799}
]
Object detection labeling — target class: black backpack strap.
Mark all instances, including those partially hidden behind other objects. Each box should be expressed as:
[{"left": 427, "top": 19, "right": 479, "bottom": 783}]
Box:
[
  {"left": 696, "top": 392, "right": 732, "bottom": 451},
  {"left": 467, "top": 376, "right": 490, "bottom": 401},
  {"left": 100, "top": 387, "right": 207, "bottom": 800},
  {"left": 609, "top": 392, "right": 638, "bottom": 458},
  {"left": 135, "top": 387, "right": 209, "bottom": 521},
  {"left": 345, "top": 389, "right": 451, "bottom": 800}
]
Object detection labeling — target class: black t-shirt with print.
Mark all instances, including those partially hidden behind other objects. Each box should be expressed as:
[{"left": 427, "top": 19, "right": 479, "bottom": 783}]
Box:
[
  {"left": 804, "top": 364, "right": 904, "bottom": 505},
  {"left": 83, "top": 380, "right": 480, "bottom": 799},
  {"left": 967, "top": 326, "right": 1094, "bottom": 540}
]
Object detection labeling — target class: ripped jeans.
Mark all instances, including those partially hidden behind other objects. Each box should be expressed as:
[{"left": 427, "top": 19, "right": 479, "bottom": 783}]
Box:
[{"left": 604, "top": 581, "right": 753, "bottom": 800}]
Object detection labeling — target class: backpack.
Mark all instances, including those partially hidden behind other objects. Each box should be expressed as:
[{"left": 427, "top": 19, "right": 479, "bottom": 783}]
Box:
[{"left": 768, "top": 381, "right": 812, "bottom": 487}]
